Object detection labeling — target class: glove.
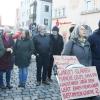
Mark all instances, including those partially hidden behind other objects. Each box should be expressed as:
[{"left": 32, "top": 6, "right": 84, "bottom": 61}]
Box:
[{"left": 6, "top": 48, "right": 13, "bottom": 53}]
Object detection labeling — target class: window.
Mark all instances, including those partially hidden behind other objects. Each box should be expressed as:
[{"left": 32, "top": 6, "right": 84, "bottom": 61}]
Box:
[
  {"left": 87, "top": 0, "right": 92, "bottom": 10},
  {"left": 62, "top": 8, "right": 65, "bottom": 16},
  {"left": 30, "top": 6, "right": 33, "bottom": 15},
  {"left": 44, "top": 18, "right": 48, "bottom": 25},
  {"left": 54, "top": 7, "right": 66, "bottom": 18},
  {"left": 85, "top": 0, "right": 95, "bottom": 10},
  {"left": 45, "top": 5, "right": 49, "bottom": 12},
  {"left": 22, "top": 22, "right": 24, "bottom": 26},
  {"left": 58, "top": 9, "right": 61, "bottom": 17},
  {"left": 55, "top": 9, "right": 57, "bottom": 18},
  {"left": 27, "top": 9, "right": 29, "bottom": 15},
  {"left": 21, "top": 1, "right": 23, "bottom": 6}
]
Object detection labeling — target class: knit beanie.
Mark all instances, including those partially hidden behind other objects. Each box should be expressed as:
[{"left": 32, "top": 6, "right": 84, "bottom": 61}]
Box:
[{"left": 52, "top": 26, "right": 59, "bottom": 32}]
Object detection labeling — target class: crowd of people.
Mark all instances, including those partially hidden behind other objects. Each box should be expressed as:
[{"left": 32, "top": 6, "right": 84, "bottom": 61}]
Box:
[
  {"left": 0, "top": 24, "right": 64, "bottom": 89},
  {"left": 0, "top": 20, "right": 100, "bottom": 99}
]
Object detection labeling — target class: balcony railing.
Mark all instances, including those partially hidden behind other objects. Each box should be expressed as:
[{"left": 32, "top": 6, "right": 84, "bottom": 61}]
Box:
[
  {"left": 40, "top": 0, "right": 52, "bottom": 3},
  {"left": 81, "top": 8, "right": 100, "bottom": 15}
]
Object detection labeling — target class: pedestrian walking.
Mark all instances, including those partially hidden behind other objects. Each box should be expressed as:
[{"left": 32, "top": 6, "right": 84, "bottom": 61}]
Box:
[
  {"left": 33, "top": 25, "right": 52, "bottom": 86},
  {"left": 62, "top": 24, "right": 99, "bottom": 100},
  {"left": 0, "top": 36, "right": 5, "bottom": 57},
  {"left": 31, "top": 23, "right": 37, "bottom": 37},
  {"left": 0, "top": 29, "right": 14, "bottom": 89},
  {"left": 69, "top": 25, "right": 75, "bottom": 40},
  {"left": 14, "top": 30, "right": 34, "bottom": 88},
  {"left": 48, "top": 26, "right": 64, "bottom": 82}
]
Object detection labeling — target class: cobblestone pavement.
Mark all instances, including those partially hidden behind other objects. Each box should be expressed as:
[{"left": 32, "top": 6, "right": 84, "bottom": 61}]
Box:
[
  {"left": 0, "top": 59, "right": 100, "bottom": 100},
  {"left": 0, "top": 59, "right": 61, "bottom": 100}
]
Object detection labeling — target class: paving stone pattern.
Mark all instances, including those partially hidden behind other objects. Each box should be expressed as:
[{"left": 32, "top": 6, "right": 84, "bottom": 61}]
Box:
[
  {"left": 0, "top": 59, "right": 100, "bottom": 100},
  {"left": 0, "top": 59, "right": 61, "bottom": 100}
]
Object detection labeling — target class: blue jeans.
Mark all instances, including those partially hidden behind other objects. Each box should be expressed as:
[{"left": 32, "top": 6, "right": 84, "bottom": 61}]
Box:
[
  {"left": 0, "top": 69, "right": 11, "bottom": 86},
  {"left": 19, "top": 67, "right": 28, "bottom": 85}
]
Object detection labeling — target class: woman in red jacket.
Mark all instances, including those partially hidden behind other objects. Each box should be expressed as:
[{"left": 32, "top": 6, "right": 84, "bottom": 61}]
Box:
[{"left": 0, "top": 31, "right": 14, "bottom": 89}]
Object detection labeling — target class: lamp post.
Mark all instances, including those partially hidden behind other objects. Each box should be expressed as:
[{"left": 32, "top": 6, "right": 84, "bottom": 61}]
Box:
[
  {"left": 50, "top": 0, "right": 53, "bottom": 33},
  {"left": 33, "top": 0, "right": 37, "bottom": 23}
]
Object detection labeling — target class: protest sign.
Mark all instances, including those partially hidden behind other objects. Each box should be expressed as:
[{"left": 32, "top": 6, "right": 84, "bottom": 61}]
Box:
[
  {"left": 54, "top": 56, "right": 79, "bottom": 69},
  {"left": 53, "top": 56, "right": 100, "bottom": 99},
  {"left": 57, "top": 66, "right": 100, "bottom": 100}
]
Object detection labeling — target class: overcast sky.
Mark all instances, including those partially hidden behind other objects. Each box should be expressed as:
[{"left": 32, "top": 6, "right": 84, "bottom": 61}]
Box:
[
  {"left": 0, "top": 0, "right": 20, "bottom": 26},
  {"left": 0, "top": 0, "right": 64, "bottom": 26}
]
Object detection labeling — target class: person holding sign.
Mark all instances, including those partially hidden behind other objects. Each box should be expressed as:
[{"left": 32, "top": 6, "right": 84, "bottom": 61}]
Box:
[
  {"left": 62, "top": 25, "right": 98, "bottom": 100},
  {"left": 47, "top": 26, "right": 64, "bottom": 82},
  {"left": 62, "top": 24, "right": 92, "bottom": 66},
  {"left": 61, "top": 24, "right": 97, "bottom": 100}
]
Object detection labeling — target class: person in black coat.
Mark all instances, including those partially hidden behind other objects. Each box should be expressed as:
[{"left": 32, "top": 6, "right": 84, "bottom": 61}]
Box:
[
  {"left": 47, "top": 26, "right": 64, "bottom": 82},
  {"left": 33, "top": 25, "right": 52, "bottom": 86},
  {"left": 88, "top": 20, "right": 100, "bottom": 80},
  {"left": 14, "top": 30, "right": 34, "bottom": 88}
]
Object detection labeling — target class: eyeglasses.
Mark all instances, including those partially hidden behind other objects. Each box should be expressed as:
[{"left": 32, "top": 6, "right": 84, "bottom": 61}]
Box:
[{"left": 80, "top": 28, "right": 86, "bottom": 30}]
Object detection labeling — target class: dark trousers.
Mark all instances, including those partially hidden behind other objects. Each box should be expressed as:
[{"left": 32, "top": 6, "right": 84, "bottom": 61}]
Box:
[
  {"left": 48, "top": 55, "right": 54, "bottom": 79},
  {"left": 0, "top": 69, "right": 12, "bottom": 86},
  {"left": 96, "top": 68, "right": 100, "bottom": 80},
  {"left": 36, "top": 55, "right": 50, "bottom": 82},
  {"left": 75, "top": 96, "right": 99, "bottom": 100}
]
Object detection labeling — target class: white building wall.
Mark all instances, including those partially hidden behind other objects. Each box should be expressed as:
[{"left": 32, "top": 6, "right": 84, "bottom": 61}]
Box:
[
  {"left": 36, "top": 0, "right": 52, "bottom": 30},
  {"left": 36, "top": 0, "right": 42, "bottom": 25},
  {"left": 53, "top": 0, "right": 100, "bottom": 31},
  {"left": 19, "top": 0, "right": 52, "bottom": 30},
  {"left": 19, "top": 0, "right": 30, "bottom": 29}
]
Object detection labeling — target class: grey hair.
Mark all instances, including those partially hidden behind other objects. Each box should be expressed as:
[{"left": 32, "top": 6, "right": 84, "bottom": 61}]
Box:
[{"left": 70, "top": 24, "right": 92, "bottom": 40}]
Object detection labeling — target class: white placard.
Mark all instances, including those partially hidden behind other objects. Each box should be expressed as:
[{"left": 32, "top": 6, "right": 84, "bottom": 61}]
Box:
[{"left": 57, "top": 66, "right": 100, "bottom": 100}]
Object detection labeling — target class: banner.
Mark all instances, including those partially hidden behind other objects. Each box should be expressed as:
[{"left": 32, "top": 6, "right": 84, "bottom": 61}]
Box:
[
  {"left": 58, "top": 66, "right": 100, "bottom": 100},
  {"left": 54, "top": 56, "right": 100, "bottom": 100},
  {"left": 54, "top": 56, "right": 79, "bottom": 69}
]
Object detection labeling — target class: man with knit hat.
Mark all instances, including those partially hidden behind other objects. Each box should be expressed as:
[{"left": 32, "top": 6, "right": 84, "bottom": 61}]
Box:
[{"left": 47, "top": 26, "right": 64, "bottom": 82}]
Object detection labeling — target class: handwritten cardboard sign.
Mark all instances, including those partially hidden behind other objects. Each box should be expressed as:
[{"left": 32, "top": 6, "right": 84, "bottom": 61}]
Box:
[
  {"left": 57, "top": 66, "right": 100, "bottom": 100},
  {"left": 54, "top": 56, "right": 79, "bottom": 69},
  {"left": 53, "top": 56, "right": 100, "bottom": 100}
]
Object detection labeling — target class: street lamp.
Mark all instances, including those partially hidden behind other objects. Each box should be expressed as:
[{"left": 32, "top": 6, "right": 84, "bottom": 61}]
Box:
[
  {"left": 50, "top": 0, "right": 53, "bottom": 33},
  {"left": 33, "top": 0, "right": 37, "bottom": 23}
]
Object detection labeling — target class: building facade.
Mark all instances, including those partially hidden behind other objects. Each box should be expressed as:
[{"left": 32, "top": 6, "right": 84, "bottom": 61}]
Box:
[
  {"left": 19, "top": 0, "right": 30, "bottom": 29},
  {"left": 68, "top": 0, "right": 100, "bottom": 30},
  {"left": 15, "top": 8, "right": 20, "bottom": 29},
  {"left": 52, "top": 0, "right": 100, "bottom": 40},
  {"left": 19, "top": 0, "right": 52, "bottom": 30}
]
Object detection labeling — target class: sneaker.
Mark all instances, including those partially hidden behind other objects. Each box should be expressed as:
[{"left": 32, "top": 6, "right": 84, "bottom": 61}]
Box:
[
  {"left": 21, "top": 85, "right": 25, "bottom": 88},
  {"left": 18, "top": 84, "right": 25, "bottom": 88},
  {"left": 0, "top": 85, "right": 6, "bottom": 89},
  {"left": 36, "top": 82, "right": 41, "bottom": 86},
  {"left": 42, "top": 81, "right": 50, "bottom": 85},
  {"left": 18, "top": 84, "right": 22, "bottom": 87},
  {"left": 6, "top": 85, "right": 13, "bottom": 89}
]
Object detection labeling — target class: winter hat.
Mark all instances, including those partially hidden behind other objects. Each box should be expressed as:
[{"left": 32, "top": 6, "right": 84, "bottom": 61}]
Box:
[{"left": 52, "top": 26, "right": 59, "bottom": 32}]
